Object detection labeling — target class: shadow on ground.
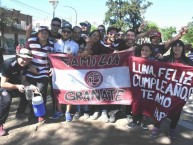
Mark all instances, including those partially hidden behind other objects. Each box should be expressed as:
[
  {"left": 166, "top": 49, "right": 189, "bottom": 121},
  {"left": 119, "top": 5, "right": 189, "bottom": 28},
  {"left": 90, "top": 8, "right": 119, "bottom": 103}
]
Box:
[{"left": 0, "top": 97, "right": 193, "bottom": 145}]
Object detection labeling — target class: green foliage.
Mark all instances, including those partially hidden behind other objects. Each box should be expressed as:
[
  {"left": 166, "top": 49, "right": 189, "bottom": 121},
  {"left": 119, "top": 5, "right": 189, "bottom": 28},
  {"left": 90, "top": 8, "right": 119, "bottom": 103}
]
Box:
[
  {"left": 182, "top": 25, "right": 193, "bottom": 44},
  {"left": 142, "top": 21, "right": 159, "bottom": 32},
  {"left": 104, "top": 0, "right": 152, "bottom": 31},
  {"left": 160, "top": 26, "right": 176, "bottom": 41},
  {"left": 91, "top": 25, "right": 97, "bottom": 32}
]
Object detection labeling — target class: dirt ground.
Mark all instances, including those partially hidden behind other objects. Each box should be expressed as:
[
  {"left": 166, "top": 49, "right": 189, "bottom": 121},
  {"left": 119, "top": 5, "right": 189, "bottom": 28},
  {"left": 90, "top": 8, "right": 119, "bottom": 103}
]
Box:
[{"left": 0, "top": 96, "right": 193, "bottom": 145}]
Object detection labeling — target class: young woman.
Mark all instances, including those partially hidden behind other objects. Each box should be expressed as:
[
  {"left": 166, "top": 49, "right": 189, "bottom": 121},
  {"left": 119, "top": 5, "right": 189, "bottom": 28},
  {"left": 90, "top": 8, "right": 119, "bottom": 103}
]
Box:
[
  {"left": 151, "top": 40, "right": 193, "bottom": 139},
  {"left": 127, "top": 43, "right": 152, "bottom": 130}
]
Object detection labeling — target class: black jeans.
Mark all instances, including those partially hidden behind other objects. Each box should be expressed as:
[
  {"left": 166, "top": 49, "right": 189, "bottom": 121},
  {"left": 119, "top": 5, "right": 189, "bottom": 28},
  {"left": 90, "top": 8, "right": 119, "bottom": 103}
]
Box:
[
  {"left": 9, "top": 90, "right": 28, "bottom": 114},
  {"left": 0, "top": 88, "right": 28, "bottom": 124},
  {"left": 0, "top": 89, "right": 12, "bottom": 125},
  {"left": 26, "top": 77, "right": 49, "bottom": 116}
]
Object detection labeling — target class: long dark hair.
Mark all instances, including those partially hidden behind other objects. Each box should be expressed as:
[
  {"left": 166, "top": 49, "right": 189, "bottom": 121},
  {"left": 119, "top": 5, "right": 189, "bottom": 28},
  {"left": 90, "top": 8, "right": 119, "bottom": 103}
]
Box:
[
  {"left": 88, "top": 30, "right": 102, "bottom": 44},
  {"left": 170, "top": 40, "right": 189, "bottom": 64}
]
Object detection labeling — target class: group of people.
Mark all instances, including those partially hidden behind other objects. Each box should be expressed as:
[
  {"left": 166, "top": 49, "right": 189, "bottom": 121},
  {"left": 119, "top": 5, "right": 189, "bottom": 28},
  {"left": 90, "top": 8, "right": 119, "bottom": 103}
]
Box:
[{"left": 0, "top": 17, "right": 192, "bottom": 140}]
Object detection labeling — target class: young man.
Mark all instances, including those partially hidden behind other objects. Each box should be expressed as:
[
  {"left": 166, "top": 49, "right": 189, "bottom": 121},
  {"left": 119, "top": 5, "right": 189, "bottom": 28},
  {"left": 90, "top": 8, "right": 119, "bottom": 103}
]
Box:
[
  {"left": 72, "top": 26, "right": 86, "bottom": 53},
  {"left": 148, "top": 26, "right": 188, "bottom": 60},
  {"left": 51, "top": 22, "right": 79, "bottom": 121},
  {"left": 80, "top": 21, "right": 91, "bottom": 39},
  {"left": 97, "top": 25, "right": 106, "bottom": 42},
  {"left": 0, "top": 48, "right": 38, "bottom": 136},
  {"left": 25, "top": 26, "right": 54, "bottom": 123}
]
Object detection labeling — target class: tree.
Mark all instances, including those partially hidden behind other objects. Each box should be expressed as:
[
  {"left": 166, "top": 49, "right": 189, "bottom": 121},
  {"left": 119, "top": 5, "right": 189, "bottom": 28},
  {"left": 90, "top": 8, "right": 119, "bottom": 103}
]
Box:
[
  {"left": 182, "top": 19, "right": 193, "bottom": 44},
  {"left": 0, "top": 7, "right": 13, "bottom": 48},
  {"left": 142, "top": 21, "right": 159, "bottom": 32},
  {"left": 104, "top": 0, "right": 152, "bottom": 32},
  {"left": 160, "top": 26, "right": 177, "bottom": 42}
]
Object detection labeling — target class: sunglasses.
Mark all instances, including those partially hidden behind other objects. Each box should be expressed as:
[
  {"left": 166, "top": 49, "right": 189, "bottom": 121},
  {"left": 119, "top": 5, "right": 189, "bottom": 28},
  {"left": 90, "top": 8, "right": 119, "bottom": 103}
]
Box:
[
  {"left": 52, "top": 23, "right": 60, "bottom": 27},
  {"left": 62, "top": 30, "right": 71, "bottom": 34},
  {"left": 81, "top": 24, "right": 88, "bottom": 27},
  {"left": 99, "top": 29, "right": 105, "bottom": 33},
  {"left": 109, "top": 32, "right": 118, "bottom": 36},
  {"left": 151, "top": 36, "right": 160, "bottom": 39},
  {"left": 118, "top": 33, "right": 124, "bottom": 36}
]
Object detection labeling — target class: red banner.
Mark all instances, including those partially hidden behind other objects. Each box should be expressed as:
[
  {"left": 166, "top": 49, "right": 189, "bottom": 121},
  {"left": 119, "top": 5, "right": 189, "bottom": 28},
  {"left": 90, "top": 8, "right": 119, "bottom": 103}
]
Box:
[
  {"left": 49, "top": 52, "right": 133, "bottom": 105},
  {"left": 130, "top": 56, "right": 193, "bottom": 123}
]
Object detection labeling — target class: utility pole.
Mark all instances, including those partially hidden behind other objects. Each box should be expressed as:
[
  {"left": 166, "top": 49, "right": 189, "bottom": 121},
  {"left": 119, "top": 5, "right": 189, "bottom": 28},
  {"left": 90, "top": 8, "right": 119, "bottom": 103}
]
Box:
[
  {"left": 49, "top": 0, "right": 59, "bottom": 18},
  {"left": 63, "top": 5, "right": 77, "bottom": 25}
]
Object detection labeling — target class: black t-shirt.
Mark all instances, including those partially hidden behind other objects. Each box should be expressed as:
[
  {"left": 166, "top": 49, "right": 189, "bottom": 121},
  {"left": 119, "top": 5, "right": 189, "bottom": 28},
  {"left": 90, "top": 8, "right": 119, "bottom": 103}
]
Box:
[
  {"left": 151, "top": 44, "right": 166, "bottom": 58},
  {"left": 0, "top": 48, "right": 4, "bottom": 72},
  {"left": 91, "top": 41, "right": 114, "bottom": 55},
  {"left": 1, "top": 57, "right": 27, "bottom": 84},
  {"left": 49, "top": 31, "right": 62, "bottom": 43},
  {"left": 102, "top": 39, "right": 126, "bottom": 51},
  {"left": 75, "top": 37, "right": 86, "bottom": 53}
]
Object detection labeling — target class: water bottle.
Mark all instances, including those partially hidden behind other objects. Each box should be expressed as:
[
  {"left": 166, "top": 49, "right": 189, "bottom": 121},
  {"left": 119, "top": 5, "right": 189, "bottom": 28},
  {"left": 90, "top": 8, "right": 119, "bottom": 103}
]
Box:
[
  {"left": 32, "top": 92, "right": 46, "bottom": 117},
  {"left": 24, "top": 85, "right": 34, "bottom": 100}
]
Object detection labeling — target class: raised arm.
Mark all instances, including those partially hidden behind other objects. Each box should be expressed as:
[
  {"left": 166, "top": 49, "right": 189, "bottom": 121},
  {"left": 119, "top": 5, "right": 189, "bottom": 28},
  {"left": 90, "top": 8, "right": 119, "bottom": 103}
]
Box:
[{"left": 164, "top": 26, "right": 188, "bottom": 50}]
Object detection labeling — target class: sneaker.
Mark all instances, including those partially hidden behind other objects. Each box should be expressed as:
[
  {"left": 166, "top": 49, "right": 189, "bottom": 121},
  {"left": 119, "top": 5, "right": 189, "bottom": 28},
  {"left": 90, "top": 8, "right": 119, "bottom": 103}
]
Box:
[
  {"left": 141, "top": 123, "right": 148, "bottom": 130},
  {"left": 65, "top": 112, "right": 72, "bottom": 122},
  {"left": 0, "top": 125, "right": 7, "bottom": 136},
  {"left": 73, "top": 111, "right": 81, "bottom": 120},
  {"left": 50, "top": 111, "right": 63, "bottom": 120},
  {"left": 90, "top": 112, "right": 100, "bottom": 120},
  {"left": 38, "top": 117, "right": 45, "bottom": 122},
  {"left": 126, "top": 122, "right": 138, "bottom": 128},
  {"left": 16, "top": 113, "right": 28, "bottom": 119},
  {"left": 109, "top": 115, "right": 116, "bottom": 123},
  {"left": 126, "top": 115, "right": 133, "bottom": 124},
  {"left": 100, "top": 112, "right": 109, "bottom": 123},
  {"left": 150, "top": 127, "right": 159, "bottom": 138},
  {"left": 83, "top": 113, "right": 90, "bottom": 119},
  {"left": 168, "top": 129, "right": 176, "bottom": 140}
]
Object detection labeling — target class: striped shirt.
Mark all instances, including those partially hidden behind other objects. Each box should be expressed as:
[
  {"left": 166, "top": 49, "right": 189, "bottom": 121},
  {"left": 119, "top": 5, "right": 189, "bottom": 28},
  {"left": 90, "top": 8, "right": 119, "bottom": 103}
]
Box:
[{"left": 25, "top": 37, "right": 54, "bottom": 78}]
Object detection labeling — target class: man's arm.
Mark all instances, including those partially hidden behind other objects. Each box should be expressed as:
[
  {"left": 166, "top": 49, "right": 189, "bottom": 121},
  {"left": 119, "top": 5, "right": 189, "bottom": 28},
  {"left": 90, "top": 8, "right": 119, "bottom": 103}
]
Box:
[
  {"left": 164, "top": 26, "right": 188, "bottom": 50},
  {"left": 0, "top": 76, "right": 25, "bottom": 92},
  {"left": 136, "top": 29, "right": 158, "bottom": 40}
]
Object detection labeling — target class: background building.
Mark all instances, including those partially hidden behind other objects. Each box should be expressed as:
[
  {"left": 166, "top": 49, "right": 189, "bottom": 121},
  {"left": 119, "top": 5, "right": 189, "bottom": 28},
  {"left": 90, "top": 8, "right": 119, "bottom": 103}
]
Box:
[{"left": 0, "top": 8, "right": 32, "bottom": 53}]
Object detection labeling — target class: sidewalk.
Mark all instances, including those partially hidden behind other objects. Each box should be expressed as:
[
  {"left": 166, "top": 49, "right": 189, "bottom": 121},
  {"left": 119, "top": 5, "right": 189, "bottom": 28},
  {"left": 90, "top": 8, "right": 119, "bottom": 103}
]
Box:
[{"left": 0, "top": 96, "right": 193, "bottom": 145}]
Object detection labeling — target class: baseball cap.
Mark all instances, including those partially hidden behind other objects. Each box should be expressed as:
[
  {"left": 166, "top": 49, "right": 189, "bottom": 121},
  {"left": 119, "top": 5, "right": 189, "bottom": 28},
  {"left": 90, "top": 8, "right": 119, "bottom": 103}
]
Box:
[
  {"left": 38, "top": 26, "right": 49, "bottom": 32},
  {"left": 107, "top": 26, "right": 119, "bottom": 34},
  {"left": 149, "top": 31, "right": 162, "bottom": 38},
  {"left": 17, "top": 48, "right": 33, "bottom": 59},
  {"left": 80, "top": 21, "right": 91, "bottom": 28},
  {"left": 61, "top": 22, "right": 72, "bottom": 30},
  {"left": 149, "top": 31, "right": 162, "bottom": 42}
]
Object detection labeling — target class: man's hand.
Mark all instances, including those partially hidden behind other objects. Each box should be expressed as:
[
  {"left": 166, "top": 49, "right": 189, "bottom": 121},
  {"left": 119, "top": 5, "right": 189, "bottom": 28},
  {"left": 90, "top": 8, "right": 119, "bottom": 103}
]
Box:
[
  {"left": 49, "top": 68, "right": 53, "bottom": 76},
  {"left": 16, "top": 85, "right": 25, "bottom": 93},
  {"left": 180, "top": 26, "right": 188, "bottom": 35},
  {"left": 29, "top": 85, "right": 39, "bottom": 93}
]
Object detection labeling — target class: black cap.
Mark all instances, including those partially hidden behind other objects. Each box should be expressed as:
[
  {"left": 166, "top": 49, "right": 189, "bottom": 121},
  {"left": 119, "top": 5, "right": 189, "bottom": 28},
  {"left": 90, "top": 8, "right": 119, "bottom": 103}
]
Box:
[
  {"left": 38, "top": 26, "right": 49, "bottom": 32},
  {"left": 107, "top": 26, "right": 119, "bottom": 34},
  {"left": 80, "top": 21, "right": 91, "bottom": 28},
  {"left": 61, "top": 22, "right": 72, "bottom": 30}
]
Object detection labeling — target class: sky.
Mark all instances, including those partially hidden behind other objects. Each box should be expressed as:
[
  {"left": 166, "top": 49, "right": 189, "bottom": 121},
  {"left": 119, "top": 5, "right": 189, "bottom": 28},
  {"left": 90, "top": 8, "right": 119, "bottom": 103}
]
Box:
[{"left": 1, "top": 0, "right": 193, "bottom": 30}]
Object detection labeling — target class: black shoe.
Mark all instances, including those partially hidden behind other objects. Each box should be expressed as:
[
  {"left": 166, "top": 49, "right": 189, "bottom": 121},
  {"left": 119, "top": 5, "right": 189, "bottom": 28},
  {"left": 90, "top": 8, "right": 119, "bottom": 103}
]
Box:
[
  {"left": 16, "top": 113, "right": 28, "bottom": 119},
  {"left": 28, "top": 115, "right": 37, "bottom": 124},
  {"left": 126, "top": 122, "right": 138, "bottom": 128}
]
